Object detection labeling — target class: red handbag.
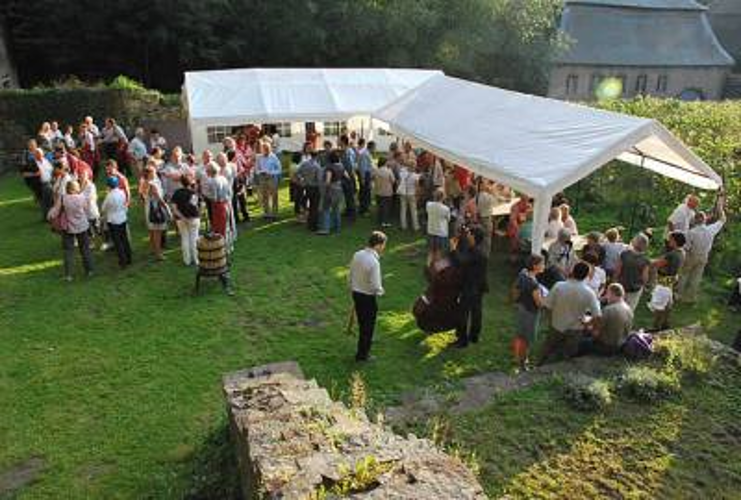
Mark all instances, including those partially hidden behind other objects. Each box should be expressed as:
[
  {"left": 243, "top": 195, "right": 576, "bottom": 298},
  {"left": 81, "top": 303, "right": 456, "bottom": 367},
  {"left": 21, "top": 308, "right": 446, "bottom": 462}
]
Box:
[{"left": 48, "top": 203, "right": 69, "bottom": 233}]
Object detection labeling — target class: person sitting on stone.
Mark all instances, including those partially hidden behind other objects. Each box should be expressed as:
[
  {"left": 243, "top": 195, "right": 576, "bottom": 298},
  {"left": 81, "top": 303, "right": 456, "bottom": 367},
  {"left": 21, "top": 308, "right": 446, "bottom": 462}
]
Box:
[
  {"left": 537, "top": 261, "right": 602, "bottom": 365},
  {"left": 585, "top": 283, "right": 633, "bottom": 356}
]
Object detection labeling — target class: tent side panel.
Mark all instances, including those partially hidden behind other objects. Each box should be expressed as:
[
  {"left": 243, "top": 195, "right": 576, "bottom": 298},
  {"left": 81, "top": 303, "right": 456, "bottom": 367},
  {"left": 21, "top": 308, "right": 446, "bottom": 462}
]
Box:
[{"left": 191, "top": 123, "right": 210, "bottom": 156}]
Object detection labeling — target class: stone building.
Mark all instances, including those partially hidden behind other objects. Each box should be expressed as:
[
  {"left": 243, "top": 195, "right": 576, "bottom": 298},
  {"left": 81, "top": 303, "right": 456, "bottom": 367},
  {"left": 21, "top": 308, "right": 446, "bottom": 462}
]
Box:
[
  {"left": 0, "top": 19, "right": 18, "bottom": 89},
  {"left": 548, "top": 0, "right": 735, "bottom": 101}
]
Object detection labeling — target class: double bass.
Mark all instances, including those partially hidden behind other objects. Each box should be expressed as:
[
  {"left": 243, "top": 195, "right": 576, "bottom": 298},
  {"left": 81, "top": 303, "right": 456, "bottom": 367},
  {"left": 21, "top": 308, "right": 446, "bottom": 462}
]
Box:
[{"left": 412, "top": 255, "right": 463, "bottom": 334}]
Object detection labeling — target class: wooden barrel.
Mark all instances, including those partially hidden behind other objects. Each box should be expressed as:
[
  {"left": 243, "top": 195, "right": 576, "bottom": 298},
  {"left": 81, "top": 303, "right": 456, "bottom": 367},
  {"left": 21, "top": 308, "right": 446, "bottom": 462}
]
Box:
[{"left": 197, "top": 234, "right": 228, "bottom": 276}]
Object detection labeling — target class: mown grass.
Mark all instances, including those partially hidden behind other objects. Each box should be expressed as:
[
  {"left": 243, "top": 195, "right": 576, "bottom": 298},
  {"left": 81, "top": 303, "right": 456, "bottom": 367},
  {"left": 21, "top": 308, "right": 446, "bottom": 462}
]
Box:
[
  {"left": 452, "top": 361, "right": 741, "bottom": 499},
  {"left": 0, "top": 173, "right": 738, "bottom": 499}
]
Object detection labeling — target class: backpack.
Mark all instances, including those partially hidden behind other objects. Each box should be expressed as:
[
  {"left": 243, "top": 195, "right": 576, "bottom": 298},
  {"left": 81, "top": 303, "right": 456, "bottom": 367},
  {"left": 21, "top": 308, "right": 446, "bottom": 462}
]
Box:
[{"left": 622, "top": 331, "right": 654, "bottom": 360}]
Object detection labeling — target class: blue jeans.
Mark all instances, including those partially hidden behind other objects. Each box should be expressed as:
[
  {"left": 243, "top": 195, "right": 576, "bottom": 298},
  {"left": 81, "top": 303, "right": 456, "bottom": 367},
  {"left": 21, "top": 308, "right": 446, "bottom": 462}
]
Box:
[
  {"left": 321, "top": 187, "right": 343, "bottom": 233},
  {"left": 322, "top": 206, "right": 341, "bottom": 233}
]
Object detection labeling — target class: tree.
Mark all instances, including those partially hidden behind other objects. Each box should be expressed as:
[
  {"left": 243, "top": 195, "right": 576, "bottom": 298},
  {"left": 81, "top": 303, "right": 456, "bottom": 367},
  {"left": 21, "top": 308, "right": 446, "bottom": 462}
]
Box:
[{"left": 5, "top": 0, "right": 566, "bottom": 93}]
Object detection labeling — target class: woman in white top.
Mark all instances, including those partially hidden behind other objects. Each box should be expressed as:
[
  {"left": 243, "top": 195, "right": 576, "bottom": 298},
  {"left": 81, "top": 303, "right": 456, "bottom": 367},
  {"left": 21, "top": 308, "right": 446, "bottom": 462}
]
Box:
[
  {"left": 51, "top": 161, "right": 72, "bottom": 205},
  {"left": 560, "top": 204, "right": 578, "bottom": 236},
  {"left": 397, "top": 162, "right": 421, "bottom": 231},
  {"left": 141, "top": 163, "right": 170, "bottom": 261},
  {"left": 63, "top": 125, "right": 76, "bottom": 150},
  {"left": 37, "top": 122, "right": 54, "bottom": 149},
  {"left": 545, "top": 206, "right": 564, "bottom": 239},
  {"left": 54, "top": 180, "right": 94, "bottom": 280},
  {"left": 79, "top": 172, "right": 100, "bottom": 237},
  {"left": 584, "top": 253, "right": 607, "bottom": 297}
]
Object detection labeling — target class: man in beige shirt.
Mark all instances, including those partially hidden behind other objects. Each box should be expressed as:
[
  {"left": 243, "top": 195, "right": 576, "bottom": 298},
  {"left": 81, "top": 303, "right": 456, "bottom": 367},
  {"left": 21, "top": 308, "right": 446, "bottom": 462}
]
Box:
[
  {"left": 373, "top": 160, "right": 396, "bottom": 228},
  {"left": 476, "top": 181, "right": 496, "bottom": 257}
]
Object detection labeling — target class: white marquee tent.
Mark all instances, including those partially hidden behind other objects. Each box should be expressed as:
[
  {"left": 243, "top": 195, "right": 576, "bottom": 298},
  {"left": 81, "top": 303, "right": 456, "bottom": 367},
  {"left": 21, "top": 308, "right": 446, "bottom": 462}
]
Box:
[
  {"left": 183, "top": 67, "right": 443, "bottom": 153},
  {"left": 374, "top": 75, "right": 723, "bottom": 253}
]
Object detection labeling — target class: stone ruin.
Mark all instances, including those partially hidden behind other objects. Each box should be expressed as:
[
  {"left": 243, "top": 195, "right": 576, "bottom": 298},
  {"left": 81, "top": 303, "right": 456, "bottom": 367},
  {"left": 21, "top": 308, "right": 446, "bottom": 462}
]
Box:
[{"left": 223, "top": 362, "right": 486, "bottom": 499}]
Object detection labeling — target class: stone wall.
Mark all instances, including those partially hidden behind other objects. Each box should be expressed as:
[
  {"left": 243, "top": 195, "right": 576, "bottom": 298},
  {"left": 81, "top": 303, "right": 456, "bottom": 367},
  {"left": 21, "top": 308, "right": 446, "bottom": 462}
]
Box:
[
  {"left": 223, "top": 362, "right": 486, "bottom": 500},
  {"left": 0, "top": 88, "right": 184, "bottom": 175}
]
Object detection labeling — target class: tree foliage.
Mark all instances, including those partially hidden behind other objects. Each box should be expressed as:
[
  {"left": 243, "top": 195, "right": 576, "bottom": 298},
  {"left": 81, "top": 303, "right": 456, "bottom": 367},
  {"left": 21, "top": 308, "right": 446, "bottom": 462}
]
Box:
[{"left": 4, "top": 0, "right": 565, "bottom": 93}]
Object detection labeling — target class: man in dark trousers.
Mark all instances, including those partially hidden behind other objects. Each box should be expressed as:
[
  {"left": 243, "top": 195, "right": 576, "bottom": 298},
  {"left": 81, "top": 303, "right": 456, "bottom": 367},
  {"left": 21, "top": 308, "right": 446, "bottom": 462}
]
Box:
[
  {"left": 453, "top": 225, "right": 489, "bottom": 347},
  {"left": 339, "top": 135, "right": 357, "bottom": 218},
  {"left": 349, "top": 231, "right": 387, "bottom": 362}
]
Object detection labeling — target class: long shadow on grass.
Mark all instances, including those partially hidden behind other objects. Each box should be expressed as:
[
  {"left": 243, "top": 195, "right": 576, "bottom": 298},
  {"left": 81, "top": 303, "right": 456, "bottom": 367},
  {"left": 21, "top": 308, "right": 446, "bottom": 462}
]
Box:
[{"left": 178, "top": 423, "right": 240, "bottom": 500}]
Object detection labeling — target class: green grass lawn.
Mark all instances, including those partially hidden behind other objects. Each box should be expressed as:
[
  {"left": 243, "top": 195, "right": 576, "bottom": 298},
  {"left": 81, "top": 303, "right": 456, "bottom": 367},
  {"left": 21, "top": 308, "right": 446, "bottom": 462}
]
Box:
[{"left": 0, "top": 174, "right": 739, "bottom": 499}]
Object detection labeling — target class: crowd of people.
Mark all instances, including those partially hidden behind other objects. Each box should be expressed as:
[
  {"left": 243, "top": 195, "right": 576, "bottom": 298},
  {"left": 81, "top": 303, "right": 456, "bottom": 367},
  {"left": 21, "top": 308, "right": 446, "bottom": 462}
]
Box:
[
  {"left": 22, "top": 118, "right": 284, "bottom": 277},
  {"left": 508, "top": 194, "right": 727, "bottom": 370},
  {"left": 18, "top": 116, "right": 728, "bottom": 368}
]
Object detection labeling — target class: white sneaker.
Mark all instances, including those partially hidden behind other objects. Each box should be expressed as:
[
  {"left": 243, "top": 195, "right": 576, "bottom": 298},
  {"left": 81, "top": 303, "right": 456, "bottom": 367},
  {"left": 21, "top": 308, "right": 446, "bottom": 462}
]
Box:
[{"left": 100, "top": 242, "right": 111, "bottom": 251}]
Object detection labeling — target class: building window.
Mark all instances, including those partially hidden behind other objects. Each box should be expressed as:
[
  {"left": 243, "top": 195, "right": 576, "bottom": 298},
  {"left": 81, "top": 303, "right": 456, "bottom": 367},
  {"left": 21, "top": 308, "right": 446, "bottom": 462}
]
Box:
[
  {"left": 376, "top": 128, "right": 393, "bottom": 137},
  {"left": 323, "top": 121, "right": 348, "bottom": 136},
  {"left": 657, "top": 74, "right": 669, "bottom": 93},
  {"left": 566, "top": 74, "right": 579, "bottom": 95},
  {"left": 206, "top": 126, "right": 230, "bottom": 144},
  {"left": 635, "top": 74, "right": 648, "bottom": 94},
  {"left": 590, "top": 74, "right": 603, "bottom": 93}
]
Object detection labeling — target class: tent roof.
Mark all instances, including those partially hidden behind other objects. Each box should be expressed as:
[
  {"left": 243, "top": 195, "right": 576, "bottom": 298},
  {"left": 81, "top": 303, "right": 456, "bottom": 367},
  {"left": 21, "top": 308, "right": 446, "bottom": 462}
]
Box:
[
  {"left": 556, "top": 2, "right": 734, "bottom": 67},
  {"left": 183, "top": 68, "right": 443, "bottom": 126},
  {"left": 374, "top": 75, "right": 721, "bottom": 198}
]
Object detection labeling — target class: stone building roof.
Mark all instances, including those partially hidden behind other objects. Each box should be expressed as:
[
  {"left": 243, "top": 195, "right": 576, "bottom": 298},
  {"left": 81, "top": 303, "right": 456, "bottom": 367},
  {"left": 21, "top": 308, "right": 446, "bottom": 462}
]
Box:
[
  {"left": 707, "top": 0, "right": 741, "bottom": 66},
  {"left": 556, "top": 0, "right": 735, "bottom": 67}
]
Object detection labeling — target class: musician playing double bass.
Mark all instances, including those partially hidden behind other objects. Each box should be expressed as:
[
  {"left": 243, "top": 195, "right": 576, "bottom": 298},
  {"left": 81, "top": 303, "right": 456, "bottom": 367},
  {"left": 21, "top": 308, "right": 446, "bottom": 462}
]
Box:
[
  {"left": 413, "top": 224, "right": 489, "bottom": 346},
  {"left": 451, "top": 225, "right": 490, "bottom": 348}
]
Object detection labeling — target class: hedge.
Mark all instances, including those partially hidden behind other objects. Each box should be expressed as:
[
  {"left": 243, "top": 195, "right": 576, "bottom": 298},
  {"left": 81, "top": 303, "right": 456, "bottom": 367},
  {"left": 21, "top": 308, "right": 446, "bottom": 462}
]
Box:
[{"left": 0, "top": 77, "right": 182, "bottom": 174}]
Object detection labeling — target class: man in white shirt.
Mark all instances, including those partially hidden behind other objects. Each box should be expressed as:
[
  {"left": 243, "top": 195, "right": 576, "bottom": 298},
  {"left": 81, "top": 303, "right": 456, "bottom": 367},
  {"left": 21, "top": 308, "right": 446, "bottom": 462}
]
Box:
[
  {"left": 349, "top": 231, "right": 387, "bottom": 362},
  {"left": 128, "top": 127, "right": 149, "bottom": 177},
  {"left": 160, "top": 147, "right": 190, "bottom": 202},
  {"left": 476, "top": 181, "right": 496, "bottom": 257},
  {"left": 397, "top": 162, "right": 421, "bottom": 231},
  {"left": 538, "top": 261, "right": 602, "bottom": 365},
  {"left": 677, "top": 207, "right": 726, "bottom": 303},
  {"left": 101, "top": 176, "right": 132, "bottom": 268},
  {"left": 426, "top": 189, "right": 451, "bottom": 258},
  {"left": 667, "top": 194, "right": 699, "bottom": 234},
  {"left": 84, "top": 116, "right": 100, "bottom": 138}
]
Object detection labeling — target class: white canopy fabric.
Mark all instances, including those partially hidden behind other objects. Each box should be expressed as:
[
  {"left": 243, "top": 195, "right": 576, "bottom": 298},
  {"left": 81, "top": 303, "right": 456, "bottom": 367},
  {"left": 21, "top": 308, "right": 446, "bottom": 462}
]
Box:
[
  {"left": 184, "top": 67, "right": 443, "bottom": 152},
  {"left": 374, "top": 75, "right": 722, "bottom": 253}
]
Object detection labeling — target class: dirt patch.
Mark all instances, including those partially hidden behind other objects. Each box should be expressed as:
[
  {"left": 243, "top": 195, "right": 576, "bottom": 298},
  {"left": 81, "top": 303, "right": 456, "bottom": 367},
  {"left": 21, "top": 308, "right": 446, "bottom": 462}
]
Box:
[
  {"left": 385, "top": 355, "right": 628, "bottom": 425},
  {"left": 0, "top": 456, "right": 46, "bottom": 497},
  {"left": 76, "top": 462, "right": 115, "bottom": 482},
  {"left": 299, "top": 317, "right": 327, "bottom": 329}
]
